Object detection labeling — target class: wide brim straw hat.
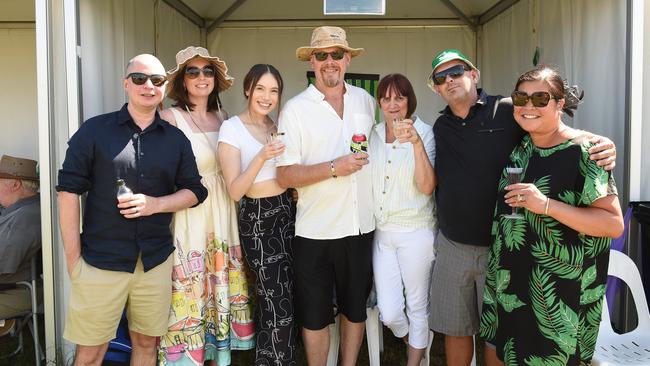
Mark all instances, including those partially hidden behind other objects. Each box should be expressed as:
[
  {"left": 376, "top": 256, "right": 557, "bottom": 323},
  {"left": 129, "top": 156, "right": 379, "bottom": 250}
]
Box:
[
  {"left": 166, "top": 46, "right": 234, "bottom": 100},
  {"left": 296, "top": 26, "right": 364, "bottom": 61}
]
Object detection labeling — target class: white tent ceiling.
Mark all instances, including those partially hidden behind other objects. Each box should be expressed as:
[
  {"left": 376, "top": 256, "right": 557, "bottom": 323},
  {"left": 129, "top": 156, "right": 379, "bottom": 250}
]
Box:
[{"left": 166, "top": 0, "right": 508, "bottom": 31}]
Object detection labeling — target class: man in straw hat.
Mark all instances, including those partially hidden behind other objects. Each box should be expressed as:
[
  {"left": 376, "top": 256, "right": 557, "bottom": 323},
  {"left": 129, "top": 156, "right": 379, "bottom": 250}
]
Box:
[
  {"left": 0, "top": 155, "right": 41, "bottom": 337},
  {"left": 277, "top": 26, "right": 375, "bottom": 365},
  {"left": 57, "top": 53, "right": 207, "bottom": 365},
  {"left": 427, "top": 49, "right": 618, "bottom": 366}
]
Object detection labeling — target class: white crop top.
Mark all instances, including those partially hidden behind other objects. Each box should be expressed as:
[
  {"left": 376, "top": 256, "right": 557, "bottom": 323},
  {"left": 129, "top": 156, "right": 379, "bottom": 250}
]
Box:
[{"left": 218, "top": 116, "right": 277, "bottom": 184}]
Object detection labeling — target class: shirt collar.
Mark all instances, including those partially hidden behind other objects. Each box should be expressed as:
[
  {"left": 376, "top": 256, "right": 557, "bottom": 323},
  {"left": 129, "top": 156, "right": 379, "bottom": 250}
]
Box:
[
  {"left": 1, "top": 194, "right": 39, "bottom": 216},
  {"left": 117, "top": 103, "right": 166, "bottom": 132},
  {"left": 305, "top": 82, "right": 351, "bottom": 101},
  {"left": 439, "top": 88, "right": 488, "bottom": 116}
]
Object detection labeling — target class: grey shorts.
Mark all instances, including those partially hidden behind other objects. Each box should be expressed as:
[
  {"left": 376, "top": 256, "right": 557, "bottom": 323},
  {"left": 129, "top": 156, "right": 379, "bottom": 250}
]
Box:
[{"left": 429, "top": 230, "right": 489, "bottom": 336}]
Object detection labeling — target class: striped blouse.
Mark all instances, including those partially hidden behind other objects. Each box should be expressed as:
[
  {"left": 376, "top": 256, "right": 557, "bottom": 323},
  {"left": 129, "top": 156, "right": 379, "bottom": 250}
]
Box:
[{"left": 369, "top": 117, "right": 437, "bottom": 232}]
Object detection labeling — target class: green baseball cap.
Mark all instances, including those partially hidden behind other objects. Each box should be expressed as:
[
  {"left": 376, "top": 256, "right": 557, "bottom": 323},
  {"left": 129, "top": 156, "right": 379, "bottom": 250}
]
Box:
[{"left": 431, "top": 49, "right": 477, "bottom": 72}]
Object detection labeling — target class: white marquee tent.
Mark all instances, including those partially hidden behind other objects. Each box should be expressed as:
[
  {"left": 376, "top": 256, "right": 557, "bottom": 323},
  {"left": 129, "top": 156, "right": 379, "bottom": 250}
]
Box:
[{"left": 1, "top": 0, "right": 649, "bottom": 362}]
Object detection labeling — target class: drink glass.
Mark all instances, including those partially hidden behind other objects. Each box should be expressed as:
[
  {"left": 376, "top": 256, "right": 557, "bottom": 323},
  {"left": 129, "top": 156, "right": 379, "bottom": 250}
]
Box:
[
  {"left": 267, "top": 132, "right": 284, "bottom": 162},
  {"left": 503, "top": 167, "right": 524, "bottom": 219},
  {"left": 392, "top": 118, "right": 406, "bottom": 149}
]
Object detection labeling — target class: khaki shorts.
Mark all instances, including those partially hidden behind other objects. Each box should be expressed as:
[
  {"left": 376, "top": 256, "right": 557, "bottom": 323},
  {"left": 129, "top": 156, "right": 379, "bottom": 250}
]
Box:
[
  {"left": 0, "top": 288, "right": 32, "bottom": 319},
  {"left": 64, "top": 254, "right": 173, "bottom": 346}
]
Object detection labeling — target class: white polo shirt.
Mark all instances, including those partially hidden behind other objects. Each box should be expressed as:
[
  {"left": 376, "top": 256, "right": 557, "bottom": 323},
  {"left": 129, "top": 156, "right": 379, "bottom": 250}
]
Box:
[{"left": 277, "top": 83, "right": 376, "bottom": 240}]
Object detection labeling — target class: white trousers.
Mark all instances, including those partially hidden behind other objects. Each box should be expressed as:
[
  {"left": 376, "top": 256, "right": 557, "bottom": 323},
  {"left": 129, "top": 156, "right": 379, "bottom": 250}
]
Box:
[{"left": 372, "top": 228, "right": 435, "bottom": 349}]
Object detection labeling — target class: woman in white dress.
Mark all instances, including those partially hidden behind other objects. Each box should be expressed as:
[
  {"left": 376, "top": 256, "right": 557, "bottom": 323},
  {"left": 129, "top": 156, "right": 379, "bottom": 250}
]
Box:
[{"left": 158, "top": 46, "right": 255, "bottom": 366}]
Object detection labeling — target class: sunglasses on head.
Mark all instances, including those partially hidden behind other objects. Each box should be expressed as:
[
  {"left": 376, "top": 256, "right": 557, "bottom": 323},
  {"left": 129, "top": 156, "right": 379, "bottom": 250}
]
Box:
[
  {"left": 432, "top": 64, "right": 470, "bottom": 85},
  {"left": 126, "top": 73, "right": 166, "bottom": 87},
  {"left": 312, "top": 50, "right": 346, "bottom": 61},
  {"left": 185, "top": 65, "right": 216, "bottom": 79},
  {"left": 511, "top": 91, "right": 557, "bottom": 107}
]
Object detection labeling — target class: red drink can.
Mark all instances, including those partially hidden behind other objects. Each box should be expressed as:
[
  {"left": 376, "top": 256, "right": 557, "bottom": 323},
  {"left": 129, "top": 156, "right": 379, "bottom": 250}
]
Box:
[{"left": 350, "top": 133, "right": 368, "bottom": 153}]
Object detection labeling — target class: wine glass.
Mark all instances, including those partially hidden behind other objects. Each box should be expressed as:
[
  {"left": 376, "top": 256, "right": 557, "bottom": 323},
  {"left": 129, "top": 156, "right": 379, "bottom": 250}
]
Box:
[
  {"left": 266, "top": 131, "right": 284, "bottom": 162},
  {"left": 392, "top": 118, "right": 406, "bottom": 149},
  {"left": 503, "top": 166, "right": 524, "bottom": 219}
]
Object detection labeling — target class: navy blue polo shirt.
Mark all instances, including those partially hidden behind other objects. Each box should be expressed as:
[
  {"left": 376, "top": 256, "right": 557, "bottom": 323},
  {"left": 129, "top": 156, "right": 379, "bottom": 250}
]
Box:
[
  {"left": 56, "top": 104, "right": 208, "bottom": 272},
  {"left": 433, "top": 90, "right": 525, "bottom": 247}
]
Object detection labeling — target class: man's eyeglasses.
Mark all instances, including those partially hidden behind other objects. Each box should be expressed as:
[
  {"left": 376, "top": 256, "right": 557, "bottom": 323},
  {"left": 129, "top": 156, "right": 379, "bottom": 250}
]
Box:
[
  {"left": 185, "top": 66, "right": 216, "bottom": 79},
  {"left": 126, "top": 73, "right": 166, "bottom": 87},
  {"left": 511, "top": 91, "right": 557, "bottom": 107},
  {"left": 431, "top": 64, "right": 470, "bottom": 85},
  {"left": 312, "top": 50, "right": 346, "bottom": 61}
]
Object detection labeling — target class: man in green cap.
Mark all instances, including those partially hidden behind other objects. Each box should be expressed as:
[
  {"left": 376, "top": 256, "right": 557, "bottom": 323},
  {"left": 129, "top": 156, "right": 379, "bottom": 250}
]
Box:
[{"left": 427, "top": 49, "right": 617, "bottom": 365}]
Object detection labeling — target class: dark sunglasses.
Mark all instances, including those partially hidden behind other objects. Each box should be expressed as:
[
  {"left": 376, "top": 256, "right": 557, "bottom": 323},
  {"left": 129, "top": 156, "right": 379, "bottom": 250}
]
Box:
[
  {"left": 126, "top": 73, "right": 166, "bottom": 87},
  {"left": 185, "top": 66, "right": 216, "bottom": 79},
  {"left": 432, "top": 64, "right": 470, "bottom": 85},
  {"left": 511, "top": 91, "right": 557, "bottom": 107},
  {"left": 312, "top": 50, "right": 346, "bottom": 61}
]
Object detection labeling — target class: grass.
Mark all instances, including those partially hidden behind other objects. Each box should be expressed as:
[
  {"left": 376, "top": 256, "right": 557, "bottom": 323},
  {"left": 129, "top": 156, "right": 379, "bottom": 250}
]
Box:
[{"left": 2, "top": 320, "right": 485, "bottom": 365}]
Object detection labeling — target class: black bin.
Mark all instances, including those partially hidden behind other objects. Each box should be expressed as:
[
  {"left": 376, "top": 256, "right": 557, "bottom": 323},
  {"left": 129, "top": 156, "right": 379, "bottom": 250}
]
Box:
[{"left": 631, "top": 201, "right": 650, "bottom": 307}]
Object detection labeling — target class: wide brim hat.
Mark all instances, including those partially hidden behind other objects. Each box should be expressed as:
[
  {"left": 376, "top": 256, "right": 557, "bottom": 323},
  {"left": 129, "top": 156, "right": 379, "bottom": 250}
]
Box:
[
  {"left": 166, "top": 46, "right": 234, "bottom": 100},
  {"left": 296, "top": 26, "right": 364, "bottom": 61},
  {"left": 0, "top": 155, "right": 38, "bottom": 181}
]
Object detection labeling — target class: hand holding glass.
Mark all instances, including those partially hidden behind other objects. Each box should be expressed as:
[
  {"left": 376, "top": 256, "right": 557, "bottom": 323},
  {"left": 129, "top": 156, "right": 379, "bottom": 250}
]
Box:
[{"left": 503, "top": 167, "right": 524, "bottom": 219}]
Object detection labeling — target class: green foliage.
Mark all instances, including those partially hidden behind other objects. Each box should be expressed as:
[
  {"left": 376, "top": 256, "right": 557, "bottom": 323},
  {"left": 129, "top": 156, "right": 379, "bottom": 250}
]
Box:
[
  {"left": 503, "top": 338, "right": 518, "bottom": 366},
  {"left": 580, "top": 285, "right": 606, "bottom": 305},
  {"left": 530, "top": 267, "right": 578, "bottom": 355},
  {"left": 581, "top": 235, "right": 610, "bottom": 258},
  {"left": 531, "top": 241, "right": 583, "bottom": 280},
  {"left": 524, "top": 352, "right": 569, "bottom": 366},
  {"left": 501, "top": 217, "right": 527, "bottom": 251},
  {"left": 580, "top": 264, "right": 597, "bottom": 291},
  {"left": 527, "top": 210, "right": 563, "bottom": 247},
  {"left": 480, "top": 305, "right": 498, "bottom": 340}
]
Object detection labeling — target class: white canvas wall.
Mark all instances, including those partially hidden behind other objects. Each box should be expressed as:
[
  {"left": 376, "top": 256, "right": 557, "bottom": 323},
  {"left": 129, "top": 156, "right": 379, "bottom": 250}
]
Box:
[
  {"left": 480, "top": 0, "right": 627, "bottom": 200},
  {"left": 208, "top": 26, "right": 475, "bottom": 123},
  {"left": 0, "top": 28, "right": 38, "bottom": 160},
  {"left": 78, "top": 0, "right": 200, "bottom": 120}
]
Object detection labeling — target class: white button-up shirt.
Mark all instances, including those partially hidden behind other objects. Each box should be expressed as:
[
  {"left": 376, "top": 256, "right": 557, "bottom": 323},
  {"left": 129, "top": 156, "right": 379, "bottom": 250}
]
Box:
[
  {"left": 277, "top": 83, "right": 376, "bottom": 239},
  {"left": 369, "top": 117, "right": 437, "bottom": 232}
]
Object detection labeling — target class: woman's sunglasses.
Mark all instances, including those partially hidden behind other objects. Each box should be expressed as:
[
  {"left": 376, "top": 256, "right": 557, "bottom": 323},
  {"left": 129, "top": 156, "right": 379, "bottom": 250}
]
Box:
[
  {"left": 432, "top": 64, "right": 469, "bottom": 85},
  {"left": 185, "top": 66, "right": 216, "bottom": 79},
  {"left": 312, "top": 50, "right": 346, "bottom": 61},
  {"left": 511, "top": 91, "right": 558, "bottom": 107},
  {"left": 127, "top": 73, "right": 166, "bottom": 87}
]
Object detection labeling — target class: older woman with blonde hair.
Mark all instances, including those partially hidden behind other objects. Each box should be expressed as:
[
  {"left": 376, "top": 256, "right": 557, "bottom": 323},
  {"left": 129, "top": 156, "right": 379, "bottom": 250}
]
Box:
[{"left": 158, "top": 46, "right": 255, "bottom": 366}]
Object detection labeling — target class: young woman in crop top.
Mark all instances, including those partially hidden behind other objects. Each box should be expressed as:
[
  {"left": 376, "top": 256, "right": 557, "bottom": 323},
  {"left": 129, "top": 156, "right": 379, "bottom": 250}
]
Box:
[{"left": 218, "top": 64, "right": 296, "bottom": 366}]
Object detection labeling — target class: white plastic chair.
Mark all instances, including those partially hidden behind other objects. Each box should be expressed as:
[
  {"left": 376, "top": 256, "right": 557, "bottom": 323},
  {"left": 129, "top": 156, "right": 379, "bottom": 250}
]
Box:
[
  {"left": 326, "top": 306, "right": 383, "bottom": 366},
  {"left": 592, "top": 250, "right": 650, "bottom": 365}
]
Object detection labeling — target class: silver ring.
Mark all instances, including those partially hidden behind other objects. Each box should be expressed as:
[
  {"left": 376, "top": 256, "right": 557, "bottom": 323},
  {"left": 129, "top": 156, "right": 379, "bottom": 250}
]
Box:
[{"left": 517, "top": 195, "right": 524, "bottom": 202}]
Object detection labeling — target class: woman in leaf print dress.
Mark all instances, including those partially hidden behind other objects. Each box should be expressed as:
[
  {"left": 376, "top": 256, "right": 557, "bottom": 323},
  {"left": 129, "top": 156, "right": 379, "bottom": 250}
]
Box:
[{"left": 479, "top": 66, "right": 623, "bottom": 366}]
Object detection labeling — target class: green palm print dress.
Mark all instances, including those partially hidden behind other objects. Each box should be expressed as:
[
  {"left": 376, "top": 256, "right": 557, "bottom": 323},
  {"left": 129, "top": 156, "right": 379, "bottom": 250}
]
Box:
[{"left": 480, "top": 134, "right": 617, "bottom": 366}]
